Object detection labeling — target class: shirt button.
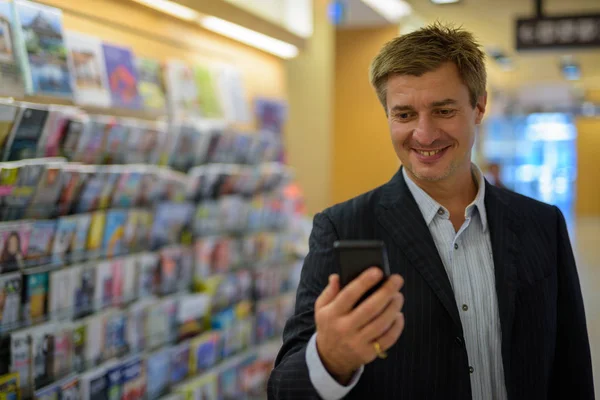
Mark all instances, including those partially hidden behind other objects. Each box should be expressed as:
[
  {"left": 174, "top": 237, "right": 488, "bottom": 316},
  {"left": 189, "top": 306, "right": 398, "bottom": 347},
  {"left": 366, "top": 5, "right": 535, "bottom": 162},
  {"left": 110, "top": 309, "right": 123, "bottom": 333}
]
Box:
[
  {"left": 454, "top": 243, "right": 459, "bottom": 250},
  {"left": 469, "top": 366, "right": 474, "bottom": 374},
  {"left": 455, "top": 337, "right": 464, "bottom": 347},
  {"left": 437, "top": 209, "right": 444, "bottom": 215},
  {"left": 462, "top": 304, "right": 468, "bottom": 311}
]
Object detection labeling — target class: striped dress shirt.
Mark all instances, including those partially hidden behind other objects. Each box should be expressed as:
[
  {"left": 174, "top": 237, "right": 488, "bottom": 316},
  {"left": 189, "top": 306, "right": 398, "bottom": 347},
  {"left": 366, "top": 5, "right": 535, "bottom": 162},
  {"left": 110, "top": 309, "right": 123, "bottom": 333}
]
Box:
[{"left": 402, "top": 165, "right": 507, "bottom": 400}]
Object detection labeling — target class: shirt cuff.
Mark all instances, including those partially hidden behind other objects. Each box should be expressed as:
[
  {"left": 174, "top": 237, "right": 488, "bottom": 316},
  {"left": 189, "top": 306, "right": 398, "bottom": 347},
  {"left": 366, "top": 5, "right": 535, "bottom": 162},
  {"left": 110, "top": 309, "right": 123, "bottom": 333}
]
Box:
[{"left": 305, "top": 332, "right": 364, "bottom": 400}]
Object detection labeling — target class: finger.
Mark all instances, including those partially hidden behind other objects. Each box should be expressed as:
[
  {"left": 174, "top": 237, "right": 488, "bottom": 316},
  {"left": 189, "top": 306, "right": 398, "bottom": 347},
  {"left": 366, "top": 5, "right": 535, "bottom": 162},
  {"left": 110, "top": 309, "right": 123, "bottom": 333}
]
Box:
[
  {"left": 358, "top": 293, "right": 403, "bottom": 340},
  {"left": 331, "top": 267, "right": 383, "bottom": 315},
  {"left": 377, "top": 312, "right": 405, "bottom": 352},
  {"left": 349, "top": 275, "right": 404, "bottom": 328},
  {"left": 315, "top": 274, "right": 340, "bottom": 310}
]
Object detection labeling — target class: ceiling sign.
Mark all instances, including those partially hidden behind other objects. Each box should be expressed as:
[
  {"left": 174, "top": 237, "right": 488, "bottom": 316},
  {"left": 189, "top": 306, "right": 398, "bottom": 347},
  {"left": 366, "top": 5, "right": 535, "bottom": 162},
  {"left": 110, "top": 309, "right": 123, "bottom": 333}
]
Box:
[{"left": 516, "top": 14, "right": 600, "bottom": 50}]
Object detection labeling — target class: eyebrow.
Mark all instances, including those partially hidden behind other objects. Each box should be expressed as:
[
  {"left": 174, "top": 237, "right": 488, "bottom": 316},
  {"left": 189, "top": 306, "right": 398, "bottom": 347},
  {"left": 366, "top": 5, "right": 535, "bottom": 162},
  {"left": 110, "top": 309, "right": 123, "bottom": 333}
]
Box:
[{"left": 390, "top": 98, "right": 458, "bottom": 113}]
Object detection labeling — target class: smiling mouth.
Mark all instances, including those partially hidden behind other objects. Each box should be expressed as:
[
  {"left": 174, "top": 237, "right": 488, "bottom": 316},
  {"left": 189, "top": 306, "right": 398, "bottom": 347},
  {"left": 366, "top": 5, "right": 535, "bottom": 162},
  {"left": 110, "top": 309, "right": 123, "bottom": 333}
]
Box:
[{"left": 414, "top": 146, "right": 450, "bottom": 156}]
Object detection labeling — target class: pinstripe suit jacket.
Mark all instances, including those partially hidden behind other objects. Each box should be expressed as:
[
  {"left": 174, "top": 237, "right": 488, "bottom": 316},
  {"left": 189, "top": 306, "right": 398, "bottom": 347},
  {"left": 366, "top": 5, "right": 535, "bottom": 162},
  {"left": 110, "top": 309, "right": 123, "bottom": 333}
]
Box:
[{"left": 268, "top": 168, "right": 594, "bottom": 400}]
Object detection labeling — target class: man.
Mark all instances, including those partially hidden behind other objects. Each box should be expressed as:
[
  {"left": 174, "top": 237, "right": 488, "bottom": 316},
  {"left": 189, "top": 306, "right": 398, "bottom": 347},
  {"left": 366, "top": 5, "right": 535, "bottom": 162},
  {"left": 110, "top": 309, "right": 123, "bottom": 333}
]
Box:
[{"left": 268, "top": 23, "right": 594, "bottom": 400}]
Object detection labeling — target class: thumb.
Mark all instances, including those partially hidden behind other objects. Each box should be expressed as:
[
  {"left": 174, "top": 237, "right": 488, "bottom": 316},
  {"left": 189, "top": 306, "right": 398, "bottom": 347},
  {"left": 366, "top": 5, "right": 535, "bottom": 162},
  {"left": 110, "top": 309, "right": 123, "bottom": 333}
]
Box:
[{"left": 315, "top": 274, "right": 340, "bottom": 310}]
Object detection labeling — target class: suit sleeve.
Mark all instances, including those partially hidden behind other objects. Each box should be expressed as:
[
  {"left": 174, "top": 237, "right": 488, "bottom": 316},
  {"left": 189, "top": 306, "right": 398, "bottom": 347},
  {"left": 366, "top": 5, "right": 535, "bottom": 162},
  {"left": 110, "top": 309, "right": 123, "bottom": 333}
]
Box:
[
  {"left": 267, "top": 212, "right": 342, "bottom": 399},
  {"left": 549, "top": 207, "right": 595, "bottom": 399}
]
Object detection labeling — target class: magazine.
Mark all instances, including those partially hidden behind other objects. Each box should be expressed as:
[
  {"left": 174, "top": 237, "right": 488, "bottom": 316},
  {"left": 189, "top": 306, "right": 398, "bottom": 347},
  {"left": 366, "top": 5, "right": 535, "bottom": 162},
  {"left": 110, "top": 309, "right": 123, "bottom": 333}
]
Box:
[
  {"left": 0, "top": 221, "right": 31, "bottom": 273},
  {"left": 0, "top": 271, "right": 21, "bottom": 328},
  {"left": 33, "top": 381, "right": 60, "bottom": 400},
  {"left": 121, "top": 256, "right": 136, "bottom": 305},
  {"left": 13, "top": 0, "right": 72, "bottom": 97},
  {"left": 149, "top": 202, "right": 193, "bottom": 250},
  {"left": 52, "top": 323, "right": 72, "bottom": 379},
  {"left": 136, "top": 252, "right": 159, "bottom": 299},
  {"left": 215, "top": 65, "right": 249, "bottom": 124},
  {"left": 124, "top": 121, "right": 165, "bottom": 165},
  {"left": 71, "top": 213, "right": 91, "bottom": 263},
  {"left": 65, "top": 31, "right": 110, "bottom": 107},
  {"left": 49, "top": 267, "right": 75, "bottom": 320},
  {"left": 103, "top": 311, "right": 127, "bottom": 361},
  {"left": 126, "top": 299, "right": 150, "bottom": 354},
  {"left": 56, "top": 164, "right": 91, "bottom": 216},
  {"left": 136, "top": 57, "right": 167, "bottom": 112},
  {"left": 102, "top": 210, "right": 127, "bottom": 258},
  {"left": 189, "top": 331, "right": 219, "bottom": 374},
  {"left": 80, "top": 365, "right": 107, "bottom": 400},
  {"left": 112, "top": 166, "right": 145, "bottom": 208},
  {"left": 190, "top": 372, "right": 218, "bottom": 400},
  {"left": 86, "top": 211, "right": 105, "bottom": 258},
  {"left": 44, "top": 111, "right": 86, "bottom": 159},
  {"left": 72, "top": 118, "right": 109, "bottom": 165},
  {"left": 169, "top": 340, "right": 190, "bottom": 385},
  {"left": 84, "top": 311, "right": 109, "bottom": 368},
  {"left": 71, "top": 321, "right": 86, "bottom": 373},
  {"left": 193, "top": 64, "right": 223, "bottom": 119},
  {"left": 2, "top": 160, "right": 46, "bottom": 220},
  {"left": 94, "top": 261, "right": 112, "bottom": 310},
  {"left": 164, "top": 60, "right": 199, "bottom": 118},
  {"left": 168, "top": 123, "right": 202, "bottom": 173},
  {"left": 0, "top": 372, "right": 19, "bottom": 400},
  {"left": 121, "top": 356, "right": 145, "bottom": 400},
  {"left": 26, "top": 220, "right": 56, "bottom": 265},
  {"left": 101, "top": 120, "right": 128, "bottom": 165},
  {"left": 25, "top": 159, "right": 64, "bottom": 219},
  {"left": 10, "top": 328, "right": 31, "bottom": 393},
  {"left": 51, "top": 216, "right": 77, "bottom": 265},
  {"left": 105, "top": 362, "right": 122, "bottom": 400},
  {"left": 108, "top": 259, "right": 124, "bottom": 306},
  {"left": 145, "top": 299, "right": 167, "bottom": 350},
  {"left": 102, "top": 43, "right": 142, "bottom": 110},
  {"left": 146, "top": 349, "right": 170, "bottom": 400},
  {"left": 73, "top": 263, "right": 95, "bottom": 318},
  {"left": 22, "top": 270, "right": 48, "bottom": 324},
  {"left": 0, "top": 103, "right": 19, "bottom": 156},
  {"left": 58, "top": 374, "right": 79, "bottom": 400},
  {"left": 176, "top": 294, "right": 210, "bottom": 341},
  {"left": 30, "top": 321, "right": 56, "bottom": 388},
  {"left": 0, "top": 1, "right": 24, "bottom": 97}
]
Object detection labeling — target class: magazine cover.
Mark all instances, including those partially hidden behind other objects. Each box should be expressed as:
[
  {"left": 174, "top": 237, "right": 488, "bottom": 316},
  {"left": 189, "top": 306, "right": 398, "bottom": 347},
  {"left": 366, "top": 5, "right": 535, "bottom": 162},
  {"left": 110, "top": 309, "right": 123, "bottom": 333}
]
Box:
[
  {"left": 58, "top": 374, "right": 79, "bottom": 400},
  {"left": 0, "top": 271, "right": 21, "bottom": 328},
  {"left": 104, "top": 311, "right": 127, "bottom": 360},
  {"left": 102, "top": 210, "right": 127, "bottom": 258},
  {"left": 136, "top": 57, "right": 166, "bottom": 112},
  {"left": 94, "top": 261, "right": 112, "bottom": 310},
  {"left": 162, "top": 297, "right": 177, "bottom": 344},
  {"left": 52, "top": 324, "right": 72, "bottom": 379},
  {"left": 124, "top": 122, "right": 164, "bottom": 165},
  {"left": 145, "top": 299, "right": 167, "bottom": 350},
  {"left": 75, "top": 167, "right": 114, "bottom": 213},
  {"left": 24, "top": 159, "right": 63, "bottom": 219},
  {"left": 22, "top": 271, "right": 48, "bottom": 323},
  {"left": 79, "top": 365, "right": 105, "bottom": 400},
  {"left": 72, "top": 119, "right": 109, "bottom": 165},
  {"left": 36, "top": 106, "right": 73, "bottom": 157},
  {"left": 101, "top": 121, "right": 128, "bottom": 165},
  {"left": 158, "top": 246, "right": 179, "bottom": 296},
  {"left": 189, "top": 331, "right": 219, "bottom": 374},
  {"left": 86, "top": 211, "right": 105, "bottom": 258},
  {"left": 168, "top": 123, "right": 202, "bottom": 173},
  {"left": 85, "top": 311, "right": 109, "bottom": 368},
  {"left": 10, "top": 329, "right": 31, "bottom": 393},
  {"left": 33, "top": 381, "right": 60, "bottom": 400},
  {"left": 193, "top": 64, "right": 223, "bottom": 119},
  {"left": 73, "top": 263, "right": 95, "bottom": 318},
  {"left": 0, "top": 372, "right": 19, "bottom": 400},
  {"left": 191, "top": 372, "right": 218, "bottom": 400},
  {"left": 164, "top": 60, "right": 199, "bottom": 118},
  {"left": 136, "top": 252, "right": 159, "bottom": 299},
  {"left": 2, "top": 161, "right": 46, "bottom": 220},
  {"left": 177, "top": 294, "right": 210, "bottom": 340},
  {"left": 102, "top": 43, "right": 142, "bottom": 110},
  {"left": 71, "top": 321, "right": 86, "bottom": 373},
  {"left": 126, "top": 299, "right": 150, "bottom": 354},
  {"left": 0, "top": 221, "right": 31, "bottom": 273},
  {"left": 146, "top": 349, "right": 170, "bottom": 400},
  {"left": 108, "top": 259, "right": 124, "bottom": 306},
  {"left": 43, "top": 112, "right": 85, "bottom": 159},
  {"left": 49, "top": 267, "right": 74, "bottom": 320},
  {"left": 56, "top": 164, "right": 89, "bottom": 216},
  {"left": 51, "top": 216, "right": 77, "bottom": 265},
  {"left": 121, "top": 356, "right": 145, "bottom": 400},
  {"left": 149, "top": 202, "right": 193, "bottom": 250},
  {"left": 12, "top": 0, "right": 72, "bottom": 97},
  {"left": 215, "top": 65, "right": 249, "bottom": 124},
  {"left": 105, "top": 362, "right": 122, "bottom": 400},
  {"left": 0, "top": 162, "right": 20, "bottom": 219},
  {"left": 0, "top": 1, "right": 23, "bottom": 97},
  {"left": 70, "top": 213, "right": 91, "bottom": 263},
  {"left": 121, "top": 256, "right": 136, "bottom": 305},
  {"left": 112, "top": 167, "right": 144, "bottom": 208},
  {"left": 0, "top": 103, "right": 19, "bottom": 155},
  {"left": 65, "top": 31, "right": 110, "bottom": 107},
  {"left": 169, "top": 341, "right": 190, "bottom": 385},
  {"left": 25, "top": 220, "right": 56, "bottom": 265},
  {"left": 30, "top": 321, "right": 56, "bottom": 388}
]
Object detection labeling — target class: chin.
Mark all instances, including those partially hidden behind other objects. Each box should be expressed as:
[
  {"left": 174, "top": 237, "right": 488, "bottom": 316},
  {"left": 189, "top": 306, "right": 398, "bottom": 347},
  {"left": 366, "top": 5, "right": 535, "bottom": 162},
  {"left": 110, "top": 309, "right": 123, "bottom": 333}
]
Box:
[{"left": 404, "top": 161, "right": 457, "bottom": 183}]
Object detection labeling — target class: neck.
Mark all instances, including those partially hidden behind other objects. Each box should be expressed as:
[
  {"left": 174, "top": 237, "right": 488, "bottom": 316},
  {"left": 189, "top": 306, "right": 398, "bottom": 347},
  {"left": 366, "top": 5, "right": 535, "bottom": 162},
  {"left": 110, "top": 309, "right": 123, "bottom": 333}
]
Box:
[{"left": 406, "top": 163, "right": 478, "bottom": 212}]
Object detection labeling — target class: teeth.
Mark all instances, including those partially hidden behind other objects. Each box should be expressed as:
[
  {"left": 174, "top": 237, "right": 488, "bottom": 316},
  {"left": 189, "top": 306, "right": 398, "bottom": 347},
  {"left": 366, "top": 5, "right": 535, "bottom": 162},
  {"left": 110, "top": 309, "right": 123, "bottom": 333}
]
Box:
[{"left": 417, "top": 149, "right": 442, "bottom": 156}]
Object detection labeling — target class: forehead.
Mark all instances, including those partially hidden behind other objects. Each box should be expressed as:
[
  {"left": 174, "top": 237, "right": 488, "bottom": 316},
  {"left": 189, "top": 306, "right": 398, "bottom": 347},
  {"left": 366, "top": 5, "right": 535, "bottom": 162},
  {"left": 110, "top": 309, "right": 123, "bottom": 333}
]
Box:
[{"left": 386, "top": 62, "right": 470, "bottom": 105}]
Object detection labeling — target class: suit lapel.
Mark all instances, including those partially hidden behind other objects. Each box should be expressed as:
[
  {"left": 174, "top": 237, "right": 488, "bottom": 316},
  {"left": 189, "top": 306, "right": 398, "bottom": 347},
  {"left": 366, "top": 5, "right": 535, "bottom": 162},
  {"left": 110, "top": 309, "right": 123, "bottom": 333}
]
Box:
[
  {"left": 376, "top": 169, "right": 463, "bottom": 334},
  {"left": 484, "top": 182, "right": 521, "bottom": 372}
]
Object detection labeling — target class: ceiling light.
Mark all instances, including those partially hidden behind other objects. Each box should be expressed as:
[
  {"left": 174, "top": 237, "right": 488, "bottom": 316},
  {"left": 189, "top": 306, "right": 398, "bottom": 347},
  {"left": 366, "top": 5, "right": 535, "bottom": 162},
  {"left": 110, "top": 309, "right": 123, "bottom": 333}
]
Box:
[
  {"left": 199, "top": 17, "right": 299, "bottom": 59},
  {"left": 430, "top": 0, "right": 461, "bottom": 4},
  {"left": 361, "top": 0, "right": 412, "bottom": 22},
  {"left": 131, "top": 0, "right": 200, "bottom": 21}
]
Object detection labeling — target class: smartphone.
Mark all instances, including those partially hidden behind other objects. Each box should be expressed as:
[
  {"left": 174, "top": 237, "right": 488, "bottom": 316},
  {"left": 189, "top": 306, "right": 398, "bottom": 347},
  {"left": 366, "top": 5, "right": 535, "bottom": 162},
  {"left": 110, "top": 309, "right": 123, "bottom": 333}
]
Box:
[{"left": 334, "top": 240, "right": 391, "bottom": 305}]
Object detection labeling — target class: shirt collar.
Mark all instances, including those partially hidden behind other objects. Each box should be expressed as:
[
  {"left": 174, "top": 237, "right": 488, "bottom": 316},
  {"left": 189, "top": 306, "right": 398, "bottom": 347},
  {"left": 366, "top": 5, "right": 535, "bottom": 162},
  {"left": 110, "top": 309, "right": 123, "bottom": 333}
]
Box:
[{"left": 402, "top": 164, "right": 488, "bottom": 232}]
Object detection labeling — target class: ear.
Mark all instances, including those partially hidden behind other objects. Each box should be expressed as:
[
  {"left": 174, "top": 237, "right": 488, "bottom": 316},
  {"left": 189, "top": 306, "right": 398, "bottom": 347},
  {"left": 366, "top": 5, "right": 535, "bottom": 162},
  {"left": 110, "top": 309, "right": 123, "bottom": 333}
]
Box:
[{"left": 475, "top": 93, "right": 487, "bottom": 125}]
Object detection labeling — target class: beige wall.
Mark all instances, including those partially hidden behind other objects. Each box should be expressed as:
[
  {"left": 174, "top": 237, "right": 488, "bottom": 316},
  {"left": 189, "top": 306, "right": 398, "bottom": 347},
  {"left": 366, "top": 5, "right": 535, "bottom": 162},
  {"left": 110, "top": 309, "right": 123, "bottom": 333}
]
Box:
[
  {"left": 575, "top": 117, "right": 600, "bottom": 216},
  {"left": 332, "top": 27, "right": 399, "bottom": 205},
  {"left": 284, "top": 0, "right": 335, "bottom": 215}
]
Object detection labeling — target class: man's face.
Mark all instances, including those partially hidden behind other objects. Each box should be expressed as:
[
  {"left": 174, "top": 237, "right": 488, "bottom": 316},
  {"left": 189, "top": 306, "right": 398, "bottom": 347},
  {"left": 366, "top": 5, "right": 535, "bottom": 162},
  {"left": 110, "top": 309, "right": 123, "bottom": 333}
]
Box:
[{"left": 386, "top": 62, "right": 486, "bottom": 183}]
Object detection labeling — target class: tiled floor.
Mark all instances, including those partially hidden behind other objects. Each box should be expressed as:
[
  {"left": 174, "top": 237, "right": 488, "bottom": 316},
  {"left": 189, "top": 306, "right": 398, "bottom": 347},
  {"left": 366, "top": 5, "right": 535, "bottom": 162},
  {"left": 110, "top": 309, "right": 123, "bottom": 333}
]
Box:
[{"left": 572, "top": 216, "right": 600, "bottom": 396}]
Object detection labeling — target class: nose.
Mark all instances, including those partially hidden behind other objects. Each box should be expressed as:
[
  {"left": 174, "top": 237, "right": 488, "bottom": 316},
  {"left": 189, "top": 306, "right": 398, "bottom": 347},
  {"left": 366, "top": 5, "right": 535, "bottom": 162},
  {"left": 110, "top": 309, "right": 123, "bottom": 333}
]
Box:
[{"left": 413, "top": 115, "right": 440, "bottom": 146}]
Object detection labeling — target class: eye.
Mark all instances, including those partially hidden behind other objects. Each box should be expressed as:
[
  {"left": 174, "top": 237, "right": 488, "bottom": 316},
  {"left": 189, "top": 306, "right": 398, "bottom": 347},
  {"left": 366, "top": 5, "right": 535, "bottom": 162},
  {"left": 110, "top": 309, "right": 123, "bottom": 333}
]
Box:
[
  {"left": 435, "top": 109, "right": 456, "bottom": 117},
  {"left": 394, "top": 112, "right": 415, "bottom": 122}
]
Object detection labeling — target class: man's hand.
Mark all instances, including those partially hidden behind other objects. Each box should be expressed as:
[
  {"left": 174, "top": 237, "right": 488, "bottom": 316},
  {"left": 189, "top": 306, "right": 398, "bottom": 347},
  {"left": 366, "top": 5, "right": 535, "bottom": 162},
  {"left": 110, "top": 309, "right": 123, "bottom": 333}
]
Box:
[{"left": 314, "top": 268, "right": 405, "bottom": 385}]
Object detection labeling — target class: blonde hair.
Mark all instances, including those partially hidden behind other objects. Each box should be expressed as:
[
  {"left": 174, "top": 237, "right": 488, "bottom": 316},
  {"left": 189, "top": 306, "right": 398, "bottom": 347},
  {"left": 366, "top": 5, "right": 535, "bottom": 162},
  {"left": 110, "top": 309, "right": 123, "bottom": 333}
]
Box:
[{"left": 369, "top": 22, "right": 486, "bottom": 110}]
